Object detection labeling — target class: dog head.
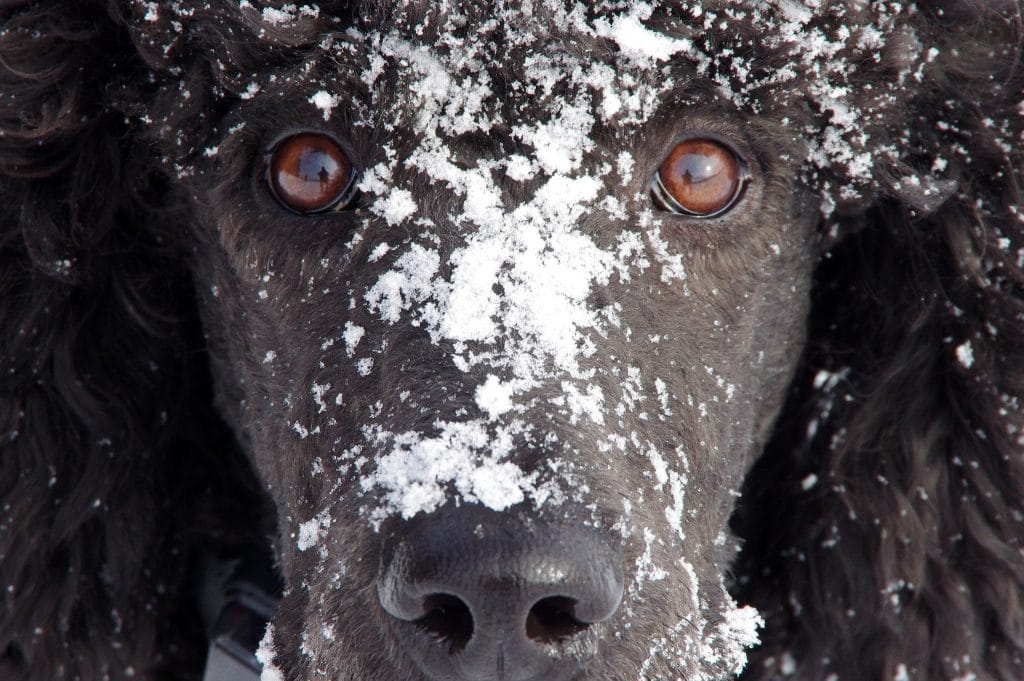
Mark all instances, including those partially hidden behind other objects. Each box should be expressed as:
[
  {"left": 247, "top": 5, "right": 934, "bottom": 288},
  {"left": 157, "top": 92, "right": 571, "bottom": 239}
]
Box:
[{"left": 139, "top": 3, "right": 966, "bottom": 679}]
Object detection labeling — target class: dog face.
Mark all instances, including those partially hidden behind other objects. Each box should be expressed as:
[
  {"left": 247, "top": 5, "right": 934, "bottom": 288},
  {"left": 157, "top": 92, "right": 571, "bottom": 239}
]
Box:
[
  {"left": 164, "top": 3, "right": 875, "bottom": 679},
  {"left": 6, "top": 2, "right": 1023, "bottom": 680}
]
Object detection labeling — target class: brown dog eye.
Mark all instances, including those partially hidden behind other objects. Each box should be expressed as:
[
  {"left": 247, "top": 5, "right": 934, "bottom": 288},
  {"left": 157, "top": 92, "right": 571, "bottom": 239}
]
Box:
[
  {"left": 652, "top": 139, "right": 747, "bottom": 217},
  {"left": 266, "top": 133, "right": 357, "bottom": 214}
]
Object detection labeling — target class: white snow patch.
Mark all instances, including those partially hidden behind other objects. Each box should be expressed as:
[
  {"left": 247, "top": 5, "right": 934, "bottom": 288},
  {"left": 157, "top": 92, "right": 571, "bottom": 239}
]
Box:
[
  {"left": 813, "top": 368, "right": 845, "bottom": 390},
  {"left": 308, "top": 90, "right": 339, "bottom": 121},
  {"left": 371, "top": 188, "right": 418, "bottom": 226},
  {"left": 312, "top": 383, "right": 331, "bottom": 413},
  {"left": 368, "top": 242, "right": 392, "bottom": 262},
  {"left": 646, "top": 221, "right": 688, "bottom": 283},
  {"left": 260, "top": 4, "right": 319, "bottom": 26},
  {"left": 256, "top": 626, "right": 285, "bottom": 681},
  {"left": 343, "top": 322, "right": 365, "bottom": 357},
  {"left": 647, "top": 446, "right": 669, "bottom": 489},
  {"left": 617, "top": 151, "right": 635, "bottom": 184},
  {"left": 560, "top": 381, "right": 606, "bottom": 426},
  {"left": 475, "top": 374, "right": 516, "bottom": 420},
  {"left": 594, "top": 13, "right": 695, "bottom": 64},
  {"left": 634, "top": 527, "right": 669, "bottom": 591},
  {"left": 505, "top": 154, "right": 537, "bottom": 181},
  {"left": 956, "top": 340, "right": 975, "bottom": 369},
  {"left": 511, "top": 100, "right": 596, "bottom": 175},
  {"left": 365, "top": 244, "right": 440, "bottom": 324},
  {"left": 665, "top": 470, "right": 688, "bottom": 538},
  {"left": 698, "top": 605, "right": 764, "bottom": 675},
  {"left": 296, "top": 510, "right": 332, "bottom": 551},
  {"left": 363, "top": 420, "right": 553, "bottom": 521}
]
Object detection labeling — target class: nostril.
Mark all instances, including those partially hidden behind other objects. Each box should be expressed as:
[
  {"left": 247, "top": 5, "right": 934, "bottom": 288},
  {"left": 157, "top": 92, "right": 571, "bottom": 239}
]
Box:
[
  {"left": 525, "top": 596, "right": 589, "bottom": 644},
  {"left": 414, "top": 593, "right": 473, "bottom": 652}
]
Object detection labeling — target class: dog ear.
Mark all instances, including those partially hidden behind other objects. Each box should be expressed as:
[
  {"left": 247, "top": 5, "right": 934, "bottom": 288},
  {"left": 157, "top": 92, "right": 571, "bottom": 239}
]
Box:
[
  {"left": 736, "top": 4, "right": 1024, "bottom": 679},
  {"left": 0, "top": 2, "right": 202, "bottom": 676}
]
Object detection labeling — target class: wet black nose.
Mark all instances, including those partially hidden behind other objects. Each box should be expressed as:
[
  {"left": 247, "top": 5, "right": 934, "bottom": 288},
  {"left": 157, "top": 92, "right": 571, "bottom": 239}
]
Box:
[{"left": 377, "top": 508, "right": 623, "bottom": 681}]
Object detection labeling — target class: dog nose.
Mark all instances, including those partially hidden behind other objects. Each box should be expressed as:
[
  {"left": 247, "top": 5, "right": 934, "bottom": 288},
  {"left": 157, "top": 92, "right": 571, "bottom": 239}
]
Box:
[{"left": 377, "top": 508, "right": 623, "bottom": 681}]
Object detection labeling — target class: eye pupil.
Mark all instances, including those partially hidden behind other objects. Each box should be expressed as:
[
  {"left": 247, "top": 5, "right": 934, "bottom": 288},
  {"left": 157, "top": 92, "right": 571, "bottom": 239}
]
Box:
[
  {"left": 654, "top": 139, "right": 745, "bottom": 217},
  {"left": 267, "top": 133, "right": 356, "bottom": 213}
]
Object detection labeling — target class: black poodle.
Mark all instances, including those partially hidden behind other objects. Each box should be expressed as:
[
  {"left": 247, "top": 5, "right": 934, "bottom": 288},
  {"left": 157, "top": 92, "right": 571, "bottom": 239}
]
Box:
[{"left": 1, "top": 2, "right": 1022, "bottom": 681}]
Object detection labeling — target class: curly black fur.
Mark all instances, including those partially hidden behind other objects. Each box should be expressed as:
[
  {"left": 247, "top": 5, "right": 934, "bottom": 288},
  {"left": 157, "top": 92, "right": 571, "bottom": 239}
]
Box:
[{"left": 1, "top": 2, "right": 1022, "bottom": 681}]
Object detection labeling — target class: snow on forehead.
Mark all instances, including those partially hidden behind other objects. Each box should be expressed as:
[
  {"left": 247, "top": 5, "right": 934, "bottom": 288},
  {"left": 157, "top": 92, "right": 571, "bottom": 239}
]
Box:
[
  {"left": 354, "top": 3, "right": 677, "bottom": 130},
  {"left": 143, "top": 1, "right": 936, "bottom": 200},
  {"left": 315, "top": 0, "right": 935, "bottom": 522},
  {"left": 333, "top": 0, "right": 938, "bottom": 199}
]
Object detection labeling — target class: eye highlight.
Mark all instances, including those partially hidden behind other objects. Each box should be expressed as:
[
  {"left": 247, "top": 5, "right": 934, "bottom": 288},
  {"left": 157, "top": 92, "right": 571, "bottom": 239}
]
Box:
[
  {"left": 265, "top": 133, "right": 358, "bottom": 214},
  {"left": 652, "top": 138, "right": 748, "bottom": 218}
]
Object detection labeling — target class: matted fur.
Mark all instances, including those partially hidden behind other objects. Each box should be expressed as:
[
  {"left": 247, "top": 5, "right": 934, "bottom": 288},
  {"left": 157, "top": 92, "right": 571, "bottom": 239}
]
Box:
[{"left": 1, "top": 2, "right": 1022, "bottom": 680}]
